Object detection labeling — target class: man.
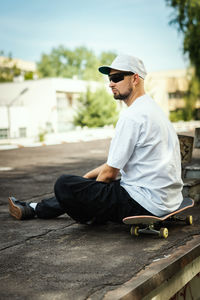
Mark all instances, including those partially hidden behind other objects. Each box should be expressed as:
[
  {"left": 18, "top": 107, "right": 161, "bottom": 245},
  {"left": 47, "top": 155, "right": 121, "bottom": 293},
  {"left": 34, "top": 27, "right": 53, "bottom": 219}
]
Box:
[{"left": 8, "top": 54, "right": 183, "bottom": 224}]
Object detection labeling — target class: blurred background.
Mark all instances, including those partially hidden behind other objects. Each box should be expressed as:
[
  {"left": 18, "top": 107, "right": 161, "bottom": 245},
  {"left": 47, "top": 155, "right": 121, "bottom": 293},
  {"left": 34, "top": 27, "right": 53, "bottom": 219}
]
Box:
[{"left": 0, "top": 0, "right": 200, "bottom": 147}]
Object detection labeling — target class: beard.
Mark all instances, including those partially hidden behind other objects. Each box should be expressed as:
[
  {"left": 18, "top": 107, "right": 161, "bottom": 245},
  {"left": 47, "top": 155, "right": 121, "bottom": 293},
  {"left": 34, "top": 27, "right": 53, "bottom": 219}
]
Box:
[{"left": 113, "top": 87, "right": 133, "bottom": 100}]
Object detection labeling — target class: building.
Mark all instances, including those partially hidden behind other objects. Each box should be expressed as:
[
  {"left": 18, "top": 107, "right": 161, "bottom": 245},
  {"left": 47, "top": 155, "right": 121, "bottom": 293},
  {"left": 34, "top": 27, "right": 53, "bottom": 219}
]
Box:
[
  {"left": 145, "top": 69, "right": 200, "bottom": 116},
  {"left": 0, "top": 56, "right": 36, "bottom": 72},
  {"left": 0, "top": 78, "right": 103, "bottom": 141}
]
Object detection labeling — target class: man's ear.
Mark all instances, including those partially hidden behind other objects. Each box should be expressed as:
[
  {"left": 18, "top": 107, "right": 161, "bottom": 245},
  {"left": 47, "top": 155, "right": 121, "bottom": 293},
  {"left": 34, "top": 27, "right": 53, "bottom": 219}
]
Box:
[{"left": 132, "top": 74, "right": 139, "bottom": 85}]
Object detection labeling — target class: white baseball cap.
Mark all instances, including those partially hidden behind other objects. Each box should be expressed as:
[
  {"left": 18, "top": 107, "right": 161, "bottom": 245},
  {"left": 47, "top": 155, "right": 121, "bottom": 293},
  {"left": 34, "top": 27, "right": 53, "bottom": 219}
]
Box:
[{"left": 99, "top": 54, "right": 147, "bottom": 79}]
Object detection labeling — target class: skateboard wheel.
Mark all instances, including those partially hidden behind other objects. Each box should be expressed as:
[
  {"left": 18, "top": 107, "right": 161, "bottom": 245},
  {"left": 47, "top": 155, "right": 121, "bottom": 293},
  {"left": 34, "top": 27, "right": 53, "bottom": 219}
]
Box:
[
  {"left": 130, "top": 226, "right": 139, "bottom": 236},
  {"left": 159, "top": 228, "right": 168, "bottom": 239},
  {"left": 186, "top": 215, "right": 193, "bottom": 225}
]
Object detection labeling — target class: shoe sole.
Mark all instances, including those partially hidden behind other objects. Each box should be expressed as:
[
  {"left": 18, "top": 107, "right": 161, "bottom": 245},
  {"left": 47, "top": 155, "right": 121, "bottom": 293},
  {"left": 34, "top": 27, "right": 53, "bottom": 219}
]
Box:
[{"left": 8, "top": 197, "right": 23, "bottom": 220}]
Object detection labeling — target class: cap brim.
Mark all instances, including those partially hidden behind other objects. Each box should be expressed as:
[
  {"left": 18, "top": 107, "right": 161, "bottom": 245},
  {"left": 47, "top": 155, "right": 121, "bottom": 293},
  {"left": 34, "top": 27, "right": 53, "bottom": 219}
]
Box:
[{"left": 98, "top": 66, "right": 111, "bottom": 75}]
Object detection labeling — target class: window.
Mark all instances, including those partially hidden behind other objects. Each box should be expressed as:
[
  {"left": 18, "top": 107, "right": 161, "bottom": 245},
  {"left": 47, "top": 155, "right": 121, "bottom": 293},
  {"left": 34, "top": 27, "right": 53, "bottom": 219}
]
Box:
[
  {"left": 46, "top": 122, "right": 53, "bottom": 133},
  {"left": 168, "top": 91, "right": 186, "bottom": 99},
  {"left": 19, "top": 127, "right": 27, "bottom": 138},
  {"left": 0, "top": 128, "right": 8, "bottom": 139}
]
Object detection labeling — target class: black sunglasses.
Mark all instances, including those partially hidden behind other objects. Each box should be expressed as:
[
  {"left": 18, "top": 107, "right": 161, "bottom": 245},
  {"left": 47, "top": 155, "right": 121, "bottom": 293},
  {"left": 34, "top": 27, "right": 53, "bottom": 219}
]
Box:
[{"left": 108, "top": 72, "right": 134, "bottom": 83}]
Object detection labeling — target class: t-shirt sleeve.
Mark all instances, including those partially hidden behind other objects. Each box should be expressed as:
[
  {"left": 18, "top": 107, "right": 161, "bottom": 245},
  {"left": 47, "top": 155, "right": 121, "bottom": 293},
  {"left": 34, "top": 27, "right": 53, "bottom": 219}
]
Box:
[{"left": 107, "top": 117, "right": 141, "bottom": 169}]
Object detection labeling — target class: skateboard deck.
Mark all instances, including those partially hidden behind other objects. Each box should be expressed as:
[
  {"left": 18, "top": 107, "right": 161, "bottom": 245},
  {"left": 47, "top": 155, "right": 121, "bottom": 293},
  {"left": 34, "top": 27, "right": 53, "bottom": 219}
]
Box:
[{"left": 123, "top": 197, "right": 194, "bottom": 238}]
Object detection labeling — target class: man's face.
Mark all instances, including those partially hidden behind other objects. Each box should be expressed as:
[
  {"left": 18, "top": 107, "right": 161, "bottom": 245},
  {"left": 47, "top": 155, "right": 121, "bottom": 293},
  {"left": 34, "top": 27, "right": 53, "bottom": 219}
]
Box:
[{"left": 109, "top": 69, "right": 134, "bottom": 100}]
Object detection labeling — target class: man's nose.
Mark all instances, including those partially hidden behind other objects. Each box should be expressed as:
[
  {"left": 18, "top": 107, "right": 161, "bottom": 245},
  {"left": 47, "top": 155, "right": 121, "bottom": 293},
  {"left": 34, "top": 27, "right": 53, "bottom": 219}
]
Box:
[{"left": 109, "top": 80, "right": 115, "bottom": 87}]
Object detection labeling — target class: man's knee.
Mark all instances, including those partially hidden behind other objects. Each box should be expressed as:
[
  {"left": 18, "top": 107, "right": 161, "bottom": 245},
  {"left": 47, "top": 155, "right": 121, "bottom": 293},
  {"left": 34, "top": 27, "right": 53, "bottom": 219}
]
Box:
[
  {"left": 54, "top": 174, "right": 73, "bottom": 192},
  {"left": 54, "top": 174, "right": 75, "bottom": 206}
]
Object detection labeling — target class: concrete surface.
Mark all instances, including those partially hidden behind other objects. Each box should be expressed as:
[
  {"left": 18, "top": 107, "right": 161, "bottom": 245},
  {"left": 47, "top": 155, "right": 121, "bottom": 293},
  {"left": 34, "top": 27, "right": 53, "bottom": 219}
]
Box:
[
  {"left": 104, "top": 235, "right": 200, "bottom": 300},
  {"left": 0, "top": 139, "right": 200, "bottom": 300}
]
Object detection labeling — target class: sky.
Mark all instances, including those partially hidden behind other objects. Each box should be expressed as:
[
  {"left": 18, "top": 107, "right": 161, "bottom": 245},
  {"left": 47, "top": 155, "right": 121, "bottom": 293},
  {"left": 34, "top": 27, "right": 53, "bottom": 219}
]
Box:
[{"left": 0, "top": 0, "right": 188, "bottom": 72}]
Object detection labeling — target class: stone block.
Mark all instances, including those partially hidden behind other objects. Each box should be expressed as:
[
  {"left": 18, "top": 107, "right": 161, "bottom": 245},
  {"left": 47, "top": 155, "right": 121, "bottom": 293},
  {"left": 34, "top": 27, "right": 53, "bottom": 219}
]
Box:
[
  {"left": 178, "top": 135, "right": 194, "bottom": 165},
  {"left": 183, "top": 179, "right": 200, "bottom": 202},
  {"left": 194, "top": 128, "right": 200, "bottom": 148}
]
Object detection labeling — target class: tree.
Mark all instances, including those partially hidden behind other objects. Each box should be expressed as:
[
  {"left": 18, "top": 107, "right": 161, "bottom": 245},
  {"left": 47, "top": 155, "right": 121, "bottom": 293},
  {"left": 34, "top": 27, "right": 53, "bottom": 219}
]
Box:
[
  {"left": 183, "top": 73, "right": 200, "bottom": 120},
  {"left": 37, "top": 46, "right": 116, "bottom": 81},
  {"left": 165, "top": 0, "right": 200, "bottom": 120},
  {"left": 73, "top": 88, "right": 119, "bottom": 128},
  {"left": 165, "top": 0, "right": 200, "bottom": 79},
  {"left": 99, "top": 51, "right": 116, "bottom": 66}
]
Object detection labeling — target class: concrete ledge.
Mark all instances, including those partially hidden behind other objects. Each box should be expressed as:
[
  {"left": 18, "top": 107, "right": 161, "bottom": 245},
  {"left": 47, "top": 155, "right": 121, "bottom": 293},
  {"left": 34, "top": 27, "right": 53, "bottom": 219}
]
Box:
[
  {"left": 183, "top": 178, "right": 200, "bottom": 202},
  {"left": 184, "top": 163, "right": 200, "bottom": 179},
  {"left": 103, "top": 236, "right": 200, "bottom": 300}
]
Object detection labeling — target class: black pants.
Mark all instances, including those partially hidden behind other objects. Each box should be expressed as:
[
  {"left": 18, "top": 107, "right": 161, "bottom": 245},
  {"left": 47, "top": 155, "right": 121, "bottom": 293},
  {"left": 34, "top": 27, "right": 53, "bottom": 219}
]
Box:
[{"left": 35, "top": 175, "right": 152, "bottom": 223}]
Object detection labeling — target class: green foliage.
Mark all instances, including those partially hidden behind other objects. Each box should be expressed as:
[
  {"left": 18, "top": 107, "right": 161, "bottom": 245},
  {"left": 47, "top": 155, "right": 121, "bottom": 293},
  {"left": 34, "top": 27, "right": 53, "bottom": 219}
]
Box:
[
  {"left": 24, "top": 71, "right": 34, "bottom": 80},
  {"left": 38, "top": 129, "right": 47, "bottom": 142},
  {"left": 169, "top": 74, "right": 200, "bottom": 121},
  {"left": 37, "top": 46, "right": 116, "bottom": 81},
  {"left": 165, "top": 0, "right": 200, "bottom": 79},
  {"left": 170, "top": 107, "right": 196, "bottom": 122},
  {"left": 170, "top": 109, "right": 185, "bottom": 122},
  {"left": 99, "top": 51, "right": 116, "bottom": 66},
  {"left": 183, "top": 74, "right": 200, "bottom": 120},
  {"left": 166, "top": 1, "right": 200, "bottom": 118},
  {"left": 73, "top": 88, "right": 119, "bottom": 128}
]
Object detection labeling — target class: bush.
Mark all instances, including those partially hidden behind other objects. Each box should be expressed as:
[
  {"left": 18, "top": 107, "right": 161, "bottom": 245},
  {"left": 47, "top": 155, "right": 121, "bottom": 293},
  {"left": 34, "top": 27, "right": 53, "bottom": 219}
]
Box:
[
  {"left": 170, "top": 110, "right": 185, "bottom": 122},
  {"left": 74, "top": 88, "right": 119, "bottom": 127},
  {"left": 170, "top": 108, "right": 196, "bottom": 122}
]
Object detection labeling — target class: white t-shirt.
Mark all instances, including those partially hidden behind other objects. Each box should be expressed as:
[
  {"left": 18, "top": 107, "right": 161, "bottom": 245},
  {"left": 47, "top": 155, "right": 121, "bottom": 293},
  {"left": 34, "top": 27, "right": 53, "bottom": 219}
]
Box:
[{"left": 107, "top": 94, "right": 183, "bottom": 217}]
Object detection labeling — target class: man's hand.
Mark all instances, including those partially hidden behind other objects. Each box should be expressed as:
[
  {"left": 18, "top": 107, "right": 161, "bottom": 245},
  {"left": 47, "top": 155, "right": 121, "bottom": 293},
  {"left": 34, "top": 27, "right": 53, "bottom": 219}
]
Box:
[
  {"left": 83, "top": 164, "right": 106, "bottom": 179},
  {"left": 83, "top": 163, "right": 119, "bottom": 183},
  {"left": 96, "top": 164, "right": 119, "bottom": 183}
]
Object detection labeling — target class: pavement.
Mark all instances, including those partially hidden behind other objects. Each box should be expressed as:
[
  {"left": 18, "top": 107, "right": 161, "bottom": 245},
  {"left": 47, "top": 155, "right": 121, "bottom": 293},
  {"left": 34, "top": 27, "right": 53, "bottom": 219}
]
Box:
[
  {"left": 0, "top": 127, "right": 115, "bottom": 151},
  {"left": 0, "top": 138, "right": 200, "bottom": 300}
]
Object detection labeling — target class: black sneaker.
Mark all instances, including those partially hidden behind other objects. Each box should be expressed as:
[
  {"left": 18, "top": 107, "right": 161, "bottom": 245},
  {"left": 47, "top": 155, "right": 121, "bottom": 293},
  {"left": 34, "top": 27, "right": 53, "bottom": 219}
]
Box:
[{"left": 8, "top": 197, "right": 36, "bottom": 220}]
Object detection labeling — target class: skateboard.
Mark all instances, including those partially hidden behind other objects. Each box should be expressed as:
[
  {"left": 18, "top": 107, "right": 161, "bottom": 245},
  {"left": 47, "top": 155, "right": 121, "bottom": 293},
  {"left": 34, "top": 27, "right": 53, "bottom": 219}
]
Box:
[{"left": 123, "top": 198, "right": 194, "bottom": 238}]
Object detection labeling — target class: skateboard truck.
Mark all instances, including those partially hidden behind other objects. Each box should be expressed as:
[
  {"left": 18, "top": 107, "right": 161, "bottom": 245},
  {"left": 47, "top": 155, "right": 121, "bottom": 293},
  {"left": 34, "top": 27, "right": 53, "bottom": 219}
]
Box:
[{"left": 131, "top": 224, "right": 169, "bottom": 239}]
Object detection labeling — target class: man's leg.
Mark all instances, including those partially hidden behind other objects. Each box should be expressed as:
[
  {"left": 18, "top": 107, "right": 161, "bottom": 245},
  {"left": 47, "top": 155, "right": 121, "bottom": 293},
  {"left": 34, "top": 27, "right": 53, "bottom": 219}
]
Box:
[
  {"left": 8, "top": 196, "right": 65, "bottom": 220},
  {"left": 8, "top": 174, "right": 152, "bottom": 222},
  {"left": 35, "top": 196, "right": 65, "bottom": 219},
  {"left": 54, "top": 174, "right": 152, "bottom": 224},
  {"left": 54, "top": 174, "right": 112, "bottom": 223},
  {"left": 9, "top": 175, "right": 108, "bottom": 222}
]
